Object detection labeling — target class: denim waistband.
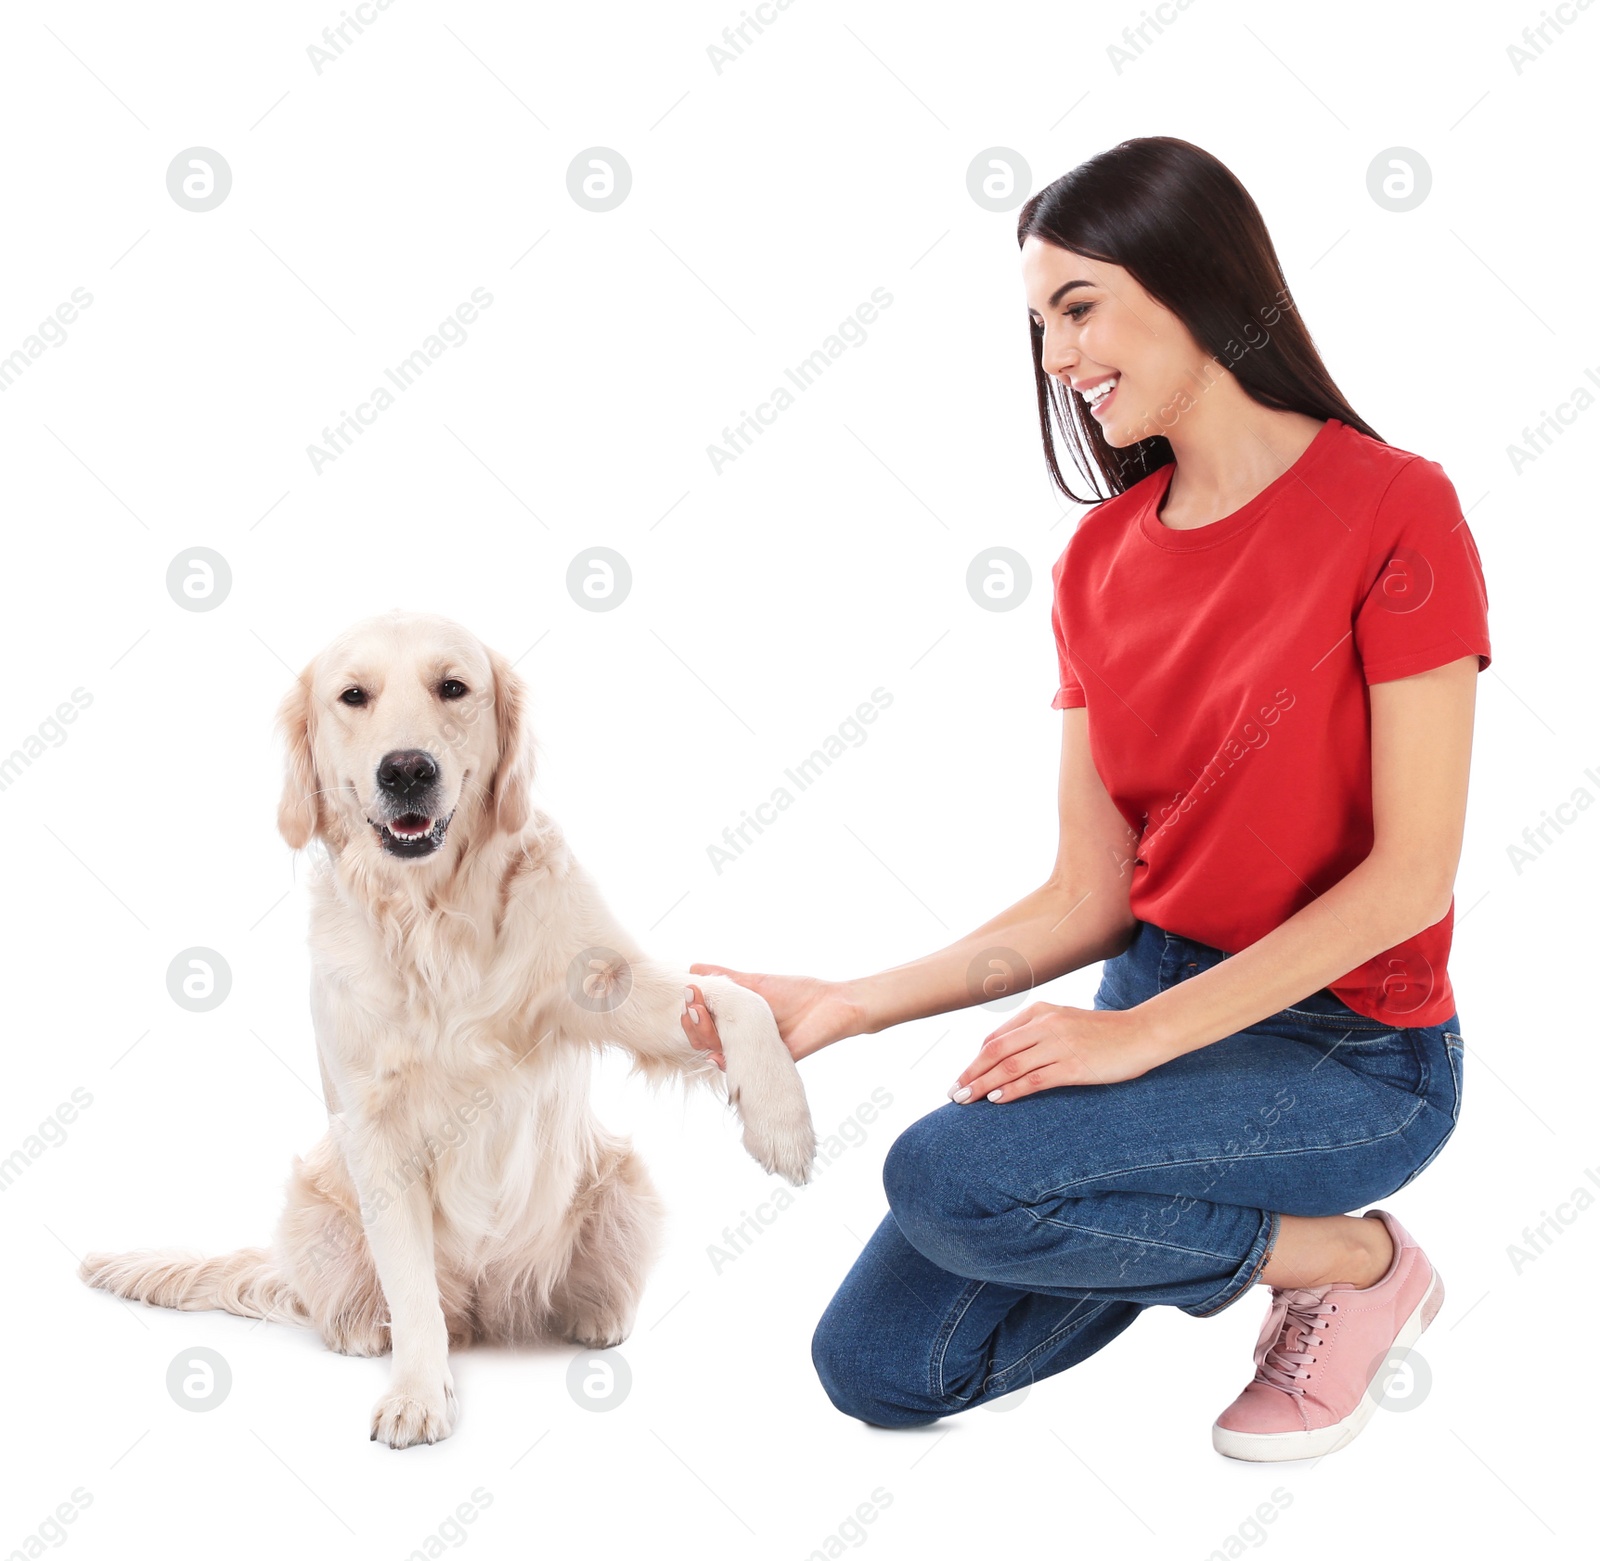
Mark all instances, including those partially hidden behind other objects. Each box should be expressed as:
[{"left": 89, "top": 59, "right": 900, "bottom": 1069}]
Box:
[
  {"left": 1104, "top": 920, "right": 1459, "bottom": 1038},
  {"left": 1148, "top": 921, "right": 1232, "bottom": 989}
]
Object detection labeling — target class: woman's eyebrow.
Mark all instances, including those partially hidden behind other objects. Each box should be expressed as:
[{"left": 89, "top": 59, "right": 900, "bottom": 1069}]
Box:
[
  {"left": 1028, "top": 279, "right": 1095, "bottom": 315},
  {"left": 1048, "top": 279, "right": 1094, "bottom": 307}
]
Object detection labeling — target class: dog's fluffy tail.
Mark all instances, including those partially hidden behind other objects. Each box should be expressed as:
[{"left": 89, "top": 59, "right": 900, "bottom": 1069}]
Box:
[{"left": 79, "top": 1246, "right": 310, "bottom": 1325}]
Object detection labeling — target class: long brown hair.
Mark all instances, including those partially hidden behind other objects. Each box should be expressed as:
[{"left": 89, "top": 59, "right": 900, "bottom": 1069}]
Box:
[{"left": 1016, "top": 137, "right": 1381, "bottom": 503}]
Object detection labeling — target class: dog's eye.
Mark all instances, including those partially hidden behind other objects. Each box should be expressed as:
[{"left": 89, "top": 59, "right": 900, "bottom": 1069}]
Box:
[
  {"left": 339, "top": 687, "right": 367, "bottom": 707},
  {"left": 439, "top": 680, "right": 468, "bottom": 700}
]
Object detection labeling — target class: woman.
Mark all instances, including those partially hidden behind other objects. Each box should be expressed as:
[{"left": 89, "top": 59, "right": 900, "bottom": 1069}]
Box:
[{"left": 680, "top": 136, "right": 1489, "bottom": 1462}]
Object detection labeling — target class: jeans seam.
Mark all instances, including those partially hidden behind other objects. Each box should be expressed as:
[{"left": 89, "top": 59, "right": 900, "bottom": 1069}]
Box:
[
  {"left": 1396, "top": 1058, "right": 1464, "bottom": 1189},
  {"left": 930, "top": 1280, "right": 989, "bottom": 1405},
  {"left": 1023, "top": 1207, "right": 1239, "bottom": 1264},
  {"left": 1028, "top": 1098, "right": 1430, "bottom": 1203},
  {"left": 1280, "top": 1008, "right": 1397, "bottom": 1032},
  {"left": 982, "top": 1297, "right": 1120, "bottom": 1393},
  {"left": 1189, "top": 1209, "right": 1278, "bottom": 1319}
]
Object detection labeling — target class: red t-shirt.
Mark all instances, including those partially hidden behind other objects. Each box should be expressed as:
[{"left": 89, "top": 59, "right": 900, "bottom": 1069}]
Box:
[{"left": 1049, "top": 417, "right": 1491, "bottom": 1028}]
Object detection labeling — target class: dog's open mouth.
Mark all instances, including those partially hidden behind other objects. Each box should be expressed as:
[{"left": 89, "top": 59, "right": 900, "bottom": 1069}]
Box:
[{"left": 370, "top": 810, "right": 455, "bottom": 859}]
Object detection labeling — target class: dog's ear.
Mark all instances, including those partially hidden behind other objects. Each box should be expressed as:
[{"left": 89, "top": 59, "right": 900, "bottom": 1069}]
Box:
[
  {"left": 276, "top": 662, "right": 325, "bottom": 849},
  {"left": 486, "top": 646, "right": 533, "bottom": 837}
]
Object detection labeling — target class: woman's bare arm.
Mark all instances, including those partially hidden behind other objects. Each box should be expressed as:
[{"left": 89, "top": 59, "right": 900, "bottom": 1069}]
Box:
[
  {"left": 1132, "top": 654, "right": 1479, "bottom": 1058},
  {"left": 943, "top": 654, "right": 1483, "bottom": 1105},
  {"left": 681, "top": 707, "right": 1142, "bottom": 1061}
]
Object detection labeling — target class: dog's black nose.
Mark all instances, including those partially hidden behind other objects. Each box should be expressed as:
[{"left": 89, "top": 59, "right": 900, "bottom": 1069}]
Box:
[{"left": 376, "top": 749, "right": 439, "bottom": 798}]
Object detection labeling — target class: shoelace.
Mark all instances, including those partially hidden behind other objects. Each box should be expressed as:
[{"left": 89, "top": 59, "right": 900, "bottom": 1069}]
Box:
[{"left": 1254, "top": 1286, "right": 1340, "bottom": 1397}]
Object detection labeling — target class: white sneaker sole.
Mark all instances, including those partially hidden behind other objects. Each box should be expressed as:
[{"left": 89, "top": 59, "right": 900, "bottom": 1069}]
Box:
[{"left": 1211, "top": 1265, "right": 1445, "bottom": 1462}]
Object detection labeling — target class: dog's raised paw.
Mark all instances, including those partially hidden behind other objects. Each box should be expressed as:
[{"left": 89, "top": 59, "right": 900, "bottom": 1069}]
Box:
[
  {"left": 369, "top": 1380, "right": 458, "bottom": 1448},
  {"left": 741, "top": 1107, "right": 818, "bottom": 1188}
]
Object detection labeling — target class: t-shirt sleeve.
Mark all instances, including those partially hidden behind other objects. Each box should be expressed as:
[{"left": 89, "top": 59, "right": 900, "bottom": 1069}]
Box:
[
  {"left": 1049, "top": 545, "right": 1087, "bottom": 710},
  {"left": 1353, "top": 456, "right": 1492, "bottom": 685}
]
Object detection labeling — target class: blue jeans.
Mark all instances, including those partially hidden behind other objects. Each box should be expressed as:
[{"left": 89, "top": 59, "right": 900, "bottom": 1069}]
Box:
[{"left": 811, "top": 920, "right": 1464, "bottom": 1427}]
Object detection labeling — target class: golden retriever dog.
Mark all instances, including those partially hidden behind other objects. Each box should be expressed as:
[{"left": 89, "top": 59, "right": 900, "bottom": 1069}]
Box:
[{"left": 80, "top": 610, "right": 816, "bottom": 1447}]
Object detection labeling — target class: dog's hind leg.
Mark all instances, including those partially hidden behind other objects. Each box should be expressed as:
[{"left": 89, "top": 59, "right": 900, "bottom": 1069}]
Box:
[
  {"left": 544, "top": 1138, "right": 662, "bottom": 1349},
  {"left": 479, "top": 1134, "right": 665, "bottom": 1349},
  {"left": 278, "top": 1142, "right": 390, "bottom": 1357},
  {"left": 547, "top": 1137, "right": 666, "bottom": 1348}
]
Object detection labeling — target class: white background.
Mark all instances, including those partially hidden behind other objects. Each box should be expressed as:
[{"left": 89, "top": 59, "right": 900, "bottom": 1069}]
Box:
[{"left": 0, "top": 1, "right": 1592, "bottom": 1556}]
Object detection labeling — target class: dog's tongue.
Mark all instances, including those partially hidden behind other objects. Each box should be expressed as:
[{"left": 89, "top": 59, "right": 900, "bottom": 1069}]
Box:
[{"left": 391, "top": 814, "right": 432, "bottom": 837}]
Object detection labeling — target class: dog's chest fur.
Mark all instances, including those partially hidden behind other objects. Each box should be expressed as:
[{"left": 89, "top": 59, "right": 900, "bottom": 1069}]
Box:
[{"left": 303, "top": 839, "right": 598, "bottom": 1241}]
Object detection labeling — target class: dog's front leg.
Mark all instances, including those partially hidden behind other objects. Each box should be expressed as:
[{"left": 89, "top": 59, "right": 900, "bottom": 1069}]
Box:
[
  {"left": 563, "top": 953, "right": 817, "bottom": 1186},
  {"left": 339, "top": 1122, "right": 457, "bottom": 1448}
]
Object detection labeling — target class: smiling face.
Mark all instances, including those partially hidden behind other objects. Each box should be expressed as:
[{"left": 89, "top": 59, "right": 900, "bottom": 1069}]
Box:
[
  {"left": 276, "top": 612, "right": 531, "bottom": 865},
  {"left": 1021, "top": 236, "right": 1210, "bottom": 448}
]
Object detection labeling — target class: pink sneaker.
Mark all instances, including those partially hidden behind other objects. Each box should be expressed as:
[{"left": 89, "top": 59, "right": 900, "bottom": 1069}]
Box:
[{"left": 1212, "top": 1208, "right": 1445, "bottom": 1461}]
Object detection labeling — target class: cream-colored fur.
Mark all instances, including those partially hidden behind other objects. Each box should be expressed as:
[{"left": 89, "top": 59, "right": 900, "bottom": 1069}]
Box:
[{"left": 80, "top": 611, "right": 816, "bottom": 1447}]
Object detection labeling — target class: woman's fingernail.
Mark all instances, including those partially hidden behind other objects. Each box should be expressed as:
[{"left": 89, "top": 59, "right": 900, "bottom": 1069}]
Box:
[
  {"left": 684, "top": 987, "right": 695, "bottom": 1003},
  {"left": 688, "top": 1007, "right": 700, "bottom": 1025},
  {"left": 949, "top": 1084, "right": 971, "bottom": 1102},
  {"left": 987, "top": 1089, "right": 1003, "bottom": 1102}
]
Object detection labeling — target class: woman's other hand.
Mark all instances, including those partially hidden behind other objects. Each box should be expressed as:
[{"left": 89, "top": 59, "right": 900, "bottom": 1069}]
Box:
[
  {"left": 947, "top": 1002, "right": 1166, "bottom": 1102},
  {"left": 679, "top": 967, "right": 860, "bottom": 1071}
]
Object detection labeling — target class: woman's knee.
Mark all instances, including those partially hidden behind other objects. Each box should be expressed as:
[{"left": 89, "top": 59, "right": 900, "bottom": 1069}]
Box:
[
  {"left": 881, "top": 1107, "right": 1004, "bottom": 1266},
  {"left": 809, "top": 1303, "right": 943, "bottom": 1429}
]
